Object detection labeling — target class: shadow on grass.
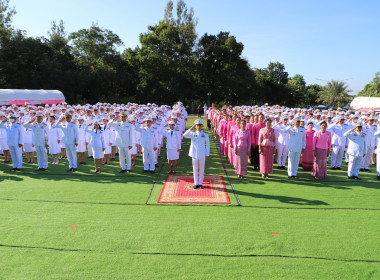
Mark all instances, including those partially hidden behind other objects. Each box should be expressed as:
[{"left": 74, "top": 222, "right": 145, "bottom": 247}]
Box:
[{"left": 227, "top": 189, "right": 329, "bottom": 206}]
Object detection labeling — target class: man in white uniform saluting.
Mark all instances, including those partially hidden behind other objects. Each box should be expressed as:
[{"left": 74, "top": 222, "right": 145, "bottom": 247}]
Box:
[
  {"left": 0, "top": 114, "right": 24, "bottom": 171},
  {"left": 23, "top": 113, "right": 49, "bottom": 171},
  {"left": 183, "top": 119, "right": 210, "bottom": 189}
]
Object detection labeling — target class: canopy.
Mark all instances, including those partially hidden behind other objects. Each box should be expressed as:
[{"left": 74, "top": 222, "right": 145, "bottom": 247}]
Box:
[
  {"left": 350, "top": 97, "right": 380, "bottom": 111},
  {"left": 0, "top": 89, "right": 65, "bottom": 105}
]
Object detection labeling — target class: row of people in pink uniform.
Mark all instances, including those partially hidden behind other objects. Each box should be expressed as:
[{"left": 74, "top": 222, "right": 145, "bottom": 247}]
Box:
[{"left": 208, "top": 103, "right": 380, "bottom": 180}]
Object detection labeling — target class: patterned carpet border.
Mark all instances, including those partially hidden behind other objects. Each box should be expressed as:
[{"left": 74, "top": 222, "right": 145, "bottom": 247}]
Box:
[{"left": 158, "top": 175, "right": 230, "bottom": 204}]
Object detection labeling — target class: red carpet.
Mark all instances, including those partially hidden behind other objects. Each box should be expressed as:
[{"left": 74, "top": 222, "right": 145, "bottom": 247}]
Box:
[{"left": 158, "top": 175, "right": 230, "bottom": 204}]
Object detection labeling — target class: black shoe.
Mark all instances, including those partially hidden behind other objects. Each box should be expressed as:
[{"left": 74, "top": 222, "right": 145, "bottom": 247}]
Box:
[
  {"left": 35, "top": 168, "right": 42, "bottom": 171},
  {"left": 359, "top": 168, "right": 364, "bottom": 171},
  {"left": 292, "top": 176, "right": 297, "bottom": 179},
  {"left": 376, "top": 176, "right": 380, "bottom": 180},
  {"left": 288, "top": 176, "right": 293, "bottom": 179},
  {"left": 198, "top": 185, "right": 204, "bottom": 189},
  {"left": 150, "top": 170, "right": 155, "bottom": 174},
  {"left": 10, "top": 168, "right": 17, "bottom": 171},
  {"left": 15, "top": 168, "right": 22, "bottom": 171},
  {"left": 119, "top": 170, "right": 127, "bottom": 173},
  {"left": 354, "top": 176, "right": 361, "bottom": 180},
  {"left": 126, "top": 170, "right": 131, "bottom": 173},
  {"left": 67, "top": 168, "right": 73, "bottom": 172},
  {"left": 142, "top": 170, "right": 148, "bottom": 173},
  {"left": 281, "top": 166, "right": 286, "bottom": 170},
  {"left": 277, "top": 166, "right": 282, "bottom": 169},
  {"left": 88, "top": 156, "right": 93, "bottom": 158},
  {"left": 335, "top": 167, "right": 342, "bottom": 170},
  {"left": 348, "top": 176, "right": 354, "bottom": 179},
  {"left": 331, "top": 167, "right": 336, "bottom": 170},
  {"left": 72, "top": 168, "right": 77, "bottom": 172},
  {"left": 193, "top": 185, "right": 199, "bottom": 189},
  {"left": 365, "top": 169, "right": 370, "bottom": 172},
  {"left": 155, "top": 164, "right": 158, "bottom": 167}
]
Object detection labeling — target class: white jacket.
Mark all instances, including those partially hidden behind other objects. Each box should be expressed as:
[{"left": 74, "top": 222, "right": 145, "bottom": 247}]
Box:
[{"left": 183, "top": 129, "right": 210, "bottom": 159}]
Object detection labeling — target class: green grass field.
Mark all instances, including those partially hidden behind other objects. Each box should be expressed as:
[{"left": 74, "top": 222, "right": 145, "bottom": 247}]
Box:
[{"left": 1, "top": 116, "right": 379, "bottom": 279}]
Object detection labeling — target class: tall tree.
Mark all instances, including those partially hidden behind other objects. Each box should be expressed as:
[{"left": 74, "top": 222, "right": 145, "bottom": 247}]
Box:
[
  {"left": 0, "top": 0, "right": 16, "bottom": 29},
  {"left": 134, "top": 0, "right": 198, "bottom": 104},
  {"left": 196, "top": 32, "right": 255, "bottom": 105},
  {"left": 254, "top": 62, "right": 291, "bottom": 106},
  {"left": 69, "top": 23, "right": 123, "bottom": 64}
]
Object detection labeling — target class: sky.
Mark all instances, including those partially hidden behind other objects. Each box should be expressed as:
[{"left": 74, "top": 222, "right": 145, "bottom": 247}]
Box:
[{"left": 9, "top": 0, "right": 380, "bottom": 95}]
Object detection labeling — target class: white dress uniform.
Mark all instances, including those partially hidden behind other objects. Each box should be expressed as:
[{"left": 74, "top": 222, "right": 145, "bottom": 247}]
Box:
[
  {"left": 55, "top": 121, "right": 79, "bottom": 169},
  {"left": 109, "top": 120, "right": 134, "bottom": 171},
  {"left": 284, "top": 125, "right": 306, "bottom": 177},
  {"left": 85, "top": 116, "right": 95, "bottom": 156},
  {"left": 102, "top": 125, "right": 113, "bottom": 155},
  {"left": 183, "top": 128, "right": 210, "bottom": 186},
  {"left": 361, "top": 124, "right": 377, "bottom": 170},
  {"left": 374, "top": 129, "right": 380, "bottom": 178},
  {"left": 84, "top": 127, "right": 105, "bottom": 159},
  {"left": 0, "top": 125, "right": 9, "bottom": 151},
  {"left": 273, "top": 123, "right": 290, "bottom": 168},
  {"left": 344, "top": 128, "right": 366, "bottom": 178},
  {"left": 23, "top": 121, "right": 49, "bottom": 169},
  {"left": 328, "top": 121, "right": 349, "bottom": 168},
  {"left": 162, "top": 128, "right": 181, "bottom": 160},
  {"left": 0, "top": 121, "right": 24, "bottom": 169},
  {"left": 76, "top": 124, "right": 87, "bottom": 153},
  {"left": 48, "top": 123, "right": 62, "bottom": 154},
  {"left": 23, "top": 126, "right": 35, "bottom": 153},
  {"left": 136, "top": 124, "right": 158, "bottom": 171}
]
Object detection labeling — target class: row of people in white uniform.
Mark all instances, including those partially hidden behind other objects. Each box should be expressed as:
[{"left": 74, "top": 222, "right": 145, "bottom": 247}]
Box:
[
  {"left": 0, "top": 103, "right": 188, "bottom": 172},
  {"left": 270, "top": 113, "right": 380, "bottom": 179}
]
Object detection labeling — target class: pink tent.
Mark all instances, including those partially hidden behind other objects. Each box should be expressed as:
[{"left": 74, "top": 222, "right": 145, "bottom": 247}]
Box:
[
  {"left": 0, "top": 89, "right": 65, "bottom": 105},
  {"left": 350, "top": 97, "right": 380, "bottom": 111}
]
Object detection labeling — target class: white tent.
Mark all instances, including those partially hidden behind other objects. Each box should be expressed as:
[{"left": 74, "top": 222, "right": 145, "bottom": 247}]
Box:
[
  {"left": 0, "top": 89, "right": 65, "bottom": 105},
  {"left": 350, "top": 97, "right": 380, "bottom": 111}
]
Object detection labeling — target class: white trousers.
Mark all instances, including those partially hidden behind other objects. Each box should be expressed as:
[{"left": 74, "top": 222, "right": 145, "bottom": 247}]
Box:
[
  {"left": 287, "top": 151, "right": 300, "bottom": 176},
  {"left": 87, "top": 143, "right": 93, "bottom": 156},
  {"left": 35, "top": 145, "right": 48, "bottom": 169},
  {"left": 377, "top": 153, "right": 380, "bottom": 176},
  {"left": 348, "top": 154, "right": 363, "bottom": 177},
  {"left": 192, "top": 158, "right": 205, "bottom": 185},
  {"left": 66, "top": 144, "right": 77, "bottom": 168},
  {"left": 9, "top": 145, "right": 23, "bottom": 168},
  {"left": 330, "top": 145, "right": 345, "bottom": 168},
  {"left": 361, "top": 146, "right": 375, "bottom": 169},
  {"left": 143, "top": 147, "right": 155, "bottom": 171},
  {"left": 277, "top": 144, "right": 288, "bottom": 166},
  {"left": 118, "top": 146, "right": 131, "bottom": 170}
]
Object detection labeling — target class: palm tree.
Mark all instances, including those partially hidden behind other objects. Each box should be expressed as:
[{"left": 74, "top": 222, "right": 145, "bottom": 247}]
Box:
[{"left": 317, "top": 80, "right": 352, "bottom": 108}]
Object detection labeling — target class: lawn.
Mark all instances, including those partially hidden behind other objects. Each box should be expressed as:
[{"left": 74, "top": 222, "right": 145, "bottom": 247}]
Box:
[{"left": 0, "top": 116, "right": 379, "bottom": 279}]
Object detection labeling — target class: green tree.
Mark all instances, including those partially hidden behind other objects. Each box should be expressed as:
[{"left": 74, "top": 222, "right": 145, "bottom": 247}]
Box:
[
  {"left": 133, "top": 0, "right": 198, "bottom": 104},
  {"left": 0, "top": 0, "right": 16, "bottom": 29},
  {"left": 196, "top": 31, "right": 255, "bottom": 105},
  {"left": 287, "top": 74, "right": 307, "bottom": 106},
  {"left": 304, "top": 84, "right": 323, "bottom": 106},
  {"left": 254, "top": 62, "right": 291, "bottom": 105},
  {"left": 69, "top": 23, "right": 123, "bottom": 64},
  {"left": 358, "top": 72, "right": 380, "bottom": 97},
  {"left": 317, "top": 80, "right": 352, "bottom": 108}
]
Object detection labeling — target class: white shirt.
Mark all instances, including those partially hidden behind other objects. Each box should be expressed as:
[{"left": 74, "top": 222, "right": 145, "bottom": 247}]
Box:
[{"left": 183, "top": 129, "right": 210, "bottom": 159}]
